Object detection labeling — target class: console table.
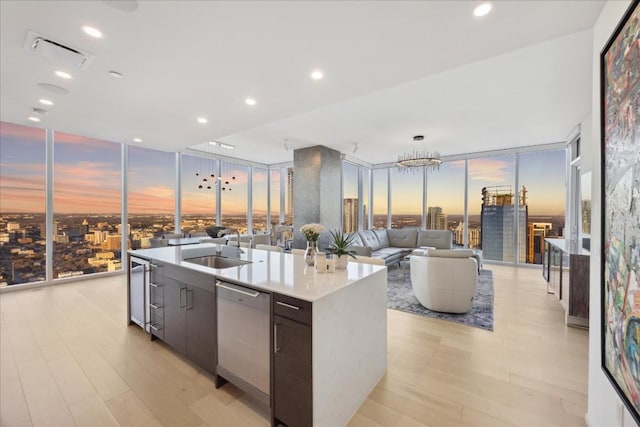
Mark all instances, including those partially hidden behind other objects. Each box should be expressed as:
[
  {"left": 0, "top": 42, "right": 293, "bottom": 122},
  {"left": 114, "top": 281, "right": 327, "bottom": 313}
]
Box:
[{"left": 543, "top": 238, "right": 590, "bottom": 328}]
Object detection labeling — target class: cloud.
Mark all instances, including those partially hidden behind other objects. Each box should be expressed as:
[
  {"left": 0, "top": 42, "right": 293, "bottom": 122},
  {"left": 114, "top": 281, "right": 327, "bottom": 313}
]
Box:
[
  {"left": 0, "top": 190, "right": 45, "bottom": 212},
  {"left": 128, "top": 187, "right": 175, "bottom": 214},
  {"left": 468, "top": 158, "right": 513, "bottom": 183},
  {"left": 447, "top": 160, "right": 466, "bottom": 169},
  {"left": 0, "top": 162, "right": 45, "bottom": 177},
  {"left": 0, "top": 122, "right": 45, "bottom": 142}
]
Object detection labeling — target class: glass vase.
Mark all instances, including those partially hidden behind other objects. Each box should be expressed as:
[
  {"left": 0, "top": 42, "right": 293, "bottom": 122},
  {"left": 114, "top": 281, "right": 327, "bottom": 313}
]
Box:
[{"left": 304, "top": 240, "right": 317, "bottom": 266}]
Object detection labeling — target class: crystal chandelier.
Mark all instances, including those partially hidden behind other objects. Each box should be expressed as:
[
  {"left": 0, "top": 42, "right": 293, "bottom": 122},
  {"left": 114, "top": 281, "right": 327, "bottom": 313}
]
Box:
[{"left": 396, "top": 135, "right": 442, "bottom": 172}]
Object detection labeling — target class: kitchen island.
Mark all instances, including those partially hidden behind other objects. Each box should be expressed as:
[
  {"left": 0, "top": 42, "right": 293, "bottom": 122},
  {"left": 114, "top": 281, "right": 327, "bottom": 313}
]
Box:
[{"left": 127, "top": 243, "right": 387, "bottom": 427}]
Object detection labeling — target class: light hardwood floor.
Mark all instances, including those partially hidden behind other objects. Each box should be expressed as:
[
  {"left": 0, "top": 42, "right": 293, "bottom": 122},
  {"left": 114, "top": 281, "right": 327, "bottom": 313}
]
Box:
[{"left": 0, "top": 264, "right": 588, "bottom": 427}]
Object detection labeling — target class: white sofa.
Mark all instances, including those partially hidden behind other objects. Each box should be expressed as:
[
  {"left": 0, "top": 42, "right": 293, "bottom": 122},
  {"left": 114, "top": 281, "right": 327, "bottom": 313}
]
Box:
[{"left": 409, "top": 249, "right": 478, "bottom": 313}]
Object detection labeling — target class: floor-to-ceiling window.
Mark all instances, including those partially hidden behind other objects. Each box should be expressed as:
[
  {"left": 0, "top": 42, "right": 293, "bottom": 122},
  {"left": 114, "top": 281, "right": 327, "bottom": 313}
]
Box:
[
  {"left": 361, "top": 167, "right": 371, "bottom": 230},
  {"left": 53, "top": 132, "right": 122, "bottom": 278},
  {"left": 390, "top": 168, "right": 421, "bottom": 228},
  {"left": 0, "top": 122, "right": 46, "bottom": 286},
  {"left": 128, "top": 146, "right": 175, "bottom": 249},
  {"left": 181, "top": 154, "right": 217, "bottom": 233},
  {"left": 252, "top": 167, "right": 269, "bottom": 233},
  {"left": 270, "top": 168, "right": 281, "bottom": 226},
  {"left": 1, "top": 119, "right": 570, "bottom": 286},
  {"left": 426, "top": 160, "right": 466, "bottom": 244},
  {"left": 468, "top": 154, "right": 516, "bottom": 262},
  {"left": 220, "top": 161, "right": 248, "bottom": 233},
  {"left": 372, "top": 169, "right": 388, "bottom": 229},
  {"left": 518, "top": 149, "right": 566, "bottom": 264},
  {"left": 343, "top": 162, "right": 359, "bottom": 232}
]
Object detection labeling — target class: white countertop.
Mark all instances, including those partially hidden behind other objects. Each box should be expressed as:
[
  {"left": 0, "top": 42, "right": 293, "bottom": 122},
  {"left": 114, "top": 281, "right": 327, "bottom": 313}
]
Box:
[
  {"left": 129, "top": 244, "right": 386, "bottom": 302},
  {"left": 545, "top": 238, "right": 590, "bottom": 256}
]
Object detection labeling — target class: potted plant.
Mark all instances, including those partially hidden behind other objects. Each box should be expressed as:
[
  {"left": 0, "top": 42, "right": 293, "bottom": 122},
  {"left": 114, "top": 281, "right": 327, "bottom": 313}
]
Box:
[{"left": 327, "top": 229, "right": 357, "bottom": 269}]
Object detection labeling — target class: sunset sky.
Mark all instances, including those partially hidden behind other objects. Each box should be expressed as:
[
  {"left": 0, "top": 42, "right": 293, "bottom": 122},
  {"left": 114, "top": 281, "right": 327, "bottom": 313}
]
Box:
[
  {"left": 2, "top": 121, "right": 565, "bottom": 217},
  {"left": 347, "top": 151, "right": 565, "bottom": 216}
]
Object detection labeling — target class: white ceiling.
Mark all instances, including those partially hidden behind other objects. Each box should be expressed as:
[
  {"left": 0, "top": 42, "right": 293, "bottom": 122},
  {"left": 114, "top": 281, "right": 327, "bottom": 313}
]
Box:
[{"left": 0, "top": 0, "right": 603, "bottom": 165}]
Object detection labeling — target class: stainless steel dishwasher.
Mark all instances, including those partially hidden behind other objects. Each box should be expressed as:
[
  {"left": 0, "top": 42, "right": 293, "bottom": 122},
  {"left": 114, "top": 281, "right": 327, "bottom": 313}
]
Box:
[{"left": 216, "top": 280, "right": 271, "bottom": 406}]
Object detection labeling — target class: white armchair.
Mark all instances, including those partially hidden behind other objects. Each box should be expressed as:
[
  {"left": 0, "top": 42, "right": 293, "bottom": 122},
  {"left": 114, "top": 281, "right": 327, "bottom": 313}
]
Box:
[{"left": 409, "top": 249, "right": 478, "bottom": 313}]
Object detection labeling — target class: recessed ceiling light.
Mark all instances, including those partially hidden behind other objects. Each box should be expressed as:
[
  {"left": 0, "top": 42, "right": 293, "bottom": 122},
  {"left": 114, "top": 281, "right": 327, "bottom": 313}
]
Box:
[
  {"left": 209, "top": 140, "right": 235, "bottom": 149},
  {"left": 108, "top": 70, "right": 123, "bottom": 79},
  {"left": 473, "top": 2, "right": 492, "bottom": 17},
  {"left": 133, "top": 138, "right": 142, "bottom": 143},
  {"left": 310, "top": 70, "right": 324, "bottom": 80},
  {"left": 197, "top": 117, "right": 208, "bottom": 124},
  {"left": 82, "top": 25, "right": 103, "bottom": 38},
  {"left": 245, "top": 98, "right": 257, "bottom": 106},
  {"left": 55, "top": 70, "right": 72, "bottom": 79},
  {"left": 37, "top": 83, "right": 70, "bottom": 94},
  {"left": 38, "top": 98, "right": 54, "bottom": 106},
  {"left": 31, "top": 108, "right": 48, "bottom": 116},
  {"left": 28, "top": 116, "right": 41, "bottom": 122}
]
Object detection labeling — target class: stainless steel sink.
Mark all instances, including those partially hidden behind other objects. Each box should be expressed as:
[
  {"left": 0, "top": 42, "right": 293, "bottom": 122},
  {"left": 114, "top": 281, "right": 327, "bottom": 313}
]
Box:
[{"left": 184, "top": 255, "right": 252, "bottom": 269}]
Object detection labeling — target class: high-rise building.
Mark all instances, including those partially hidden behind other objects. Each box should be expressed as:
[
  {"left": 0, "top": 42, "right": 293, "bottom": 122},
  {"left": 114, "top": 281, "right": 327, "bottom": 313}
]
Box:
[
  {"left": 343, "top": 198, "right": 359, "bottom": 232},
  {"left": 454, "top": 221, "right": 465, "bottom": 246},
  {"left": 469, "top": 227, "right": 481, "bottom": 249},
  {"left": 480, "top": 186, "right": 528, "bottom": 262},
  {"left": 54, "top": 234, "right": 69, "bottom": 244},
  {"left": 436, "top": 213, "right": 447, "bottom": 230},
  {"left": 93, "top": 230, "right": 107, "bottom": 245},
  {"left": 427, "top": 207, "right": 442, "bottom": 229},
  {"left": 453, "top": 221, "right": 481, "bottom": 248},
  {"left": 80, "top": 219, "right": 89, "bottom": 236},
  {"left": 102, "top": 234, "right": 121, "bottom": 251},
  {"left": 427, "top": 207, "right": 449, "bottom": 231}
]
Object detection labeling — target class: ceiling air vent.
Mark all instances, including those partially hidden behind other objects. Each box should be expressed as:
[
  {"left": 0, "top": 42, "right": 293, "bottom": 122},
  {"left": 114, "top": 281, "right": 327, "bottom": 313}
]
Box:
[{"left": 24, "top": 30, "right": 95, "bottom": 70}]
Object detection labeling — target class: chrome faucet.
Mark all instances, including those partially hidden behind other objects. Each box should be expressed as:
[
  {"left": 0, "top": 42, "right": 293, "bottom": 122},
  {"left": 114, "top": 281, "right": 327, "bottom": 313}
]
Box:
[
  {"left": 233, "top": 230, "right": 240, "bottom": 249},
  {"left": 226, "top": 227, "right": 243, "bottom": 255}
]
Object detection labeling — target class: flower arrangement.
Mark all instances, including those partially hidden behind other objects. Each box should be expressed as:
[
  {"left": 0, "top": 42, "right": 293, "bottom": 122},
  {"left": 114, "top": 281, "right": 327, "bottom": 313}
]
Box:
[{"left": 300, "top": 223, "right": 324, "bottom": 241}]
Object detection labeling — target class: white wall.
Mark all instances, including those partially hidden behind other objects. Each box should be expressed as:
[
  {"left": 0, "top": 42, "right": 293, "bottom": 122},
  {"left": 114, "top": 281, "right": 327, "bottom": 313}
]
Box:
[{"left": 587, "top": 1, "right": 635, "bottom": 426}]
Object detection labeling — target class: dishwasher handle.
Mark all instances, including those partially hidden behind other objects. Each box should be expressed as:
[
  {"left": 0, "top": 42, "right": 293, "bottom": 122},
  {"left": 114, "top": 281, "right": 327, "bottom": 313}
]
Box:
[{"left": 216, "top": 281, "right": 261, "bottom": 298}]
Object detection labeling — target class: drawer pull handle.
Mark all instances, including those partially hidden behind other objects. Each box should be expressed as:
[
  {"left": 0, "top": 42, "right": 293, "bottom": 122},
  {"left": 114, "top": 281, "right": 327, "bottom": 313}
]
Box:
[
  {"left": 179, "top": 287, "right": 186, "bottom": 308},
  {"left": 276, "top": 301, "right": 300, "bottom": 310},
  {"left": 149, "top": 263, "right": 159, "bottom": 268},
  {"left": 149, "top": 323, "right": 162, "bottom": 331},
  {"left": 216, "top": 282, "right": 260, "bottom": 298},
  {"left": 150, "top": 303, "right": 162, "bottom": 309},
  {"left": 149, "top": 283, "right": 161, "bottom": 288}
]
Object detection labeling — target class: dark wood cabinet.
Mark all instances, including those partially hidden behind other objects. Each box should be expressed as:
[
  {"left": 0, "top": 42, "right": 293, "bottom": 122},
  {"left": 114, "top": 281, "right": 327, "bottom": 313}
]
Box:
[
  {"left": 567, "top": 254, "right": 590, "bottom": 321},
  {"left": 273, "top": 293, "right": 312, "bottom": 427},
  {"left": 150, "top": 265, "right": 216, "bottom": 375},
  {"left": 162, "top": 277, "right": 187, "bottom": 354},
  {"left": 185, "top": 285, "right": 216, "bottom": 374}
]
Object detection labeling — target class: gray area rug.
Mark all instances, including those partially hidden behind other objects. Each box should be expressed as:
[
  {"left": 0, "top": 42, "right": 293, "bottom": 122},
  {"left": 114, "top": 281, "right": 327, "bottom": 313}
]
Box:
[{"left": 386, "top": 267, "right": 494, "bottom": 331}]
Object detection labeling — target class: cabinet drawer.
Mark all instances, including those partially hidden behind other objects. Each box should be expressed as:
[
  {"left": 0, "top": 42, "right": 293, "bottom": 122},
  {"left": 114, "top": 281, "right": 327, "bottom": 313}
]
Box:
[{"left": 273, "top": 293, "right": 312, "bottom": 325}]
